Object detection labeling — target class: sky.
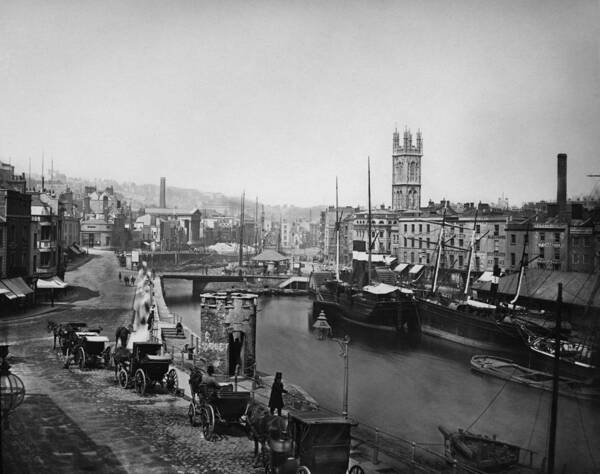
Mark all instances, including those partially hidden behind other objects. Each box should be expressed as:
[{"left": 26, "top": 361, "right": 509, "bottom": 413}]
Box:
[{"left": 1, "top": 0, "right": 599, "bottom": 208}]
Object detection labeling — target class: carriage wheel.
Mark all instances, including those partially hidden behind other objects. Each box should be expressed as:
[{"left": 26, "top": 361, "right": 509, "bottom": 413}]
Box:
[
  {"left": 200, "top": 404, "right": 215, "bottom": 440},
  {"left": 348, "top": 466, "right": 364, "bottom": 474},
  {"left": 77, "top": 347, "right": 86, "bottom": 370},
  {"left": 118, "top": 367, "right": 129, "bottom": 388},
  {"left": 135, "top": 369, "right": 147, "bottom": 395},
  {"left": 296, "top": 467, "right": 312, "bottom": 474},
  {"left": 188, "top": 403, "right": 198, "bottom": 426},
  {"left": 165, "top": 369, "right": 178, "bottom": 393}
]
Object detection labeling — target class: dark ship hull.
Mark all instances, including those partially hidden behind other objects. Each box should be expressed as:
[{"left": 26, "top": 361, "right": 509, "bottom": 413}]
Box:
[
  {"left": 416, "top": 298, "right": 523, "bottom": 351},
  {"left": 313, "top": 281, "right": 419, "bottom": 335}
]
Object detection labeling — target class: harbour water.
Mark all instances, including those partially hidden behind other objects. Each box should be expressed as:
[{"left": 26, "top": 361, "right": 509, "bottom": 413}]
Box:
[{"left": 163, "top": 280, "right": 600, "bottom": 472}]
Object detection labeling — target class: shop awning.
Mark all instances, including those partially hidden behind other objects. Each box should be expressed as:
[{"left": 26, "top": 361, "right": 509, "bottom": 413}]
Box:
[
  {"left": 476, "top": 271, "right": 494, "bottom": 282},
  {"left": 37, "top": 276, "right": 68, "bottom": 289},
  {"left": 0, "top": 281, "right": 18, "bottom": 299},
  {"left": 68, "top": 244, "right": 83, "bottom": 255},
  {"left": 409, "top": 264, "right": 424, "bottom": 275},
  {"left": 393, "top": 263, "right": 409, "bottom": 273},
  {"left": 1, "top": 277, "right": 33, "bottom": 297}
]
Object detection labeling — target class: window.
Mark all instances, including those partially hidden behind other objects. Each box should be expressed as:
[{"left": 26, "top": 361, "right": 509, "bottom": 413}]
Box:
[
  {"left": 426, "top": 254, "right": 430, "bottom": 264},
  {"left": 418, "top": 238, "right": 422, "bottom": 249},
  {"left": 458, "top": 255, "right": 464, "bottom": 267},
  {"left": 554, "top": 249, "right": 560, "bottom": 261},
  {"left": 410, "top": 252, "right": 414, "bottom": 263},
  {"left": 584, "top": 236, "right": 592, "bottom": 247},
  {"left": 494, "top": 257, "right": 499, "bottom": 268},
  {"left": 539, "top": 232, "right": 545, "bottom": 242},
  {"left": 494, "top": 225, "right": 499, "bottom": 236},
  {"left": 411, "top": 238, "right": 415, "bottom": 248},
  {"left": 553, "top": 232, "right": 560, "bottom": 243},
  {"left": 426, "top": 237, "right": 430, "bottom": 248},
  {"left": 572, "top": 237, "right": 579, "bottom": 247},
  {"left": 403, "top": 237, "right": 407, "bottom": 246},
  {"left": 411, "top": 224, "right": 415, "bottom": 233},
  {"left": 450, "top": 254, "right": 455, "bottom": 266},
  {"left": 427, "top": 224, "right": 430, "bottom": 233},
  {"left": 510, "top": 234, "right": 516, "bottom": 245},
  {"left": 404, "top": 224, "right": 407, "bottom": 232},
  {"left": 419, "top": 224, "right": 422, "bottom": 233},
  {"left": 511, "top": 253, "right": 516, "bottom": 266},
  {"left": 450, "top": 238, "right": 455, "bottom": 247},
  {"left": 573, "top": 254, "right": 580, "bottom": 264},
  {"left": 475, "top": 256, "right": 481, "bottom": 269},
  {"left": 459, "top": 239, "right": 463, "bottom": 248},
  {"left": 475, "top": 241, "right": 480, "bottom": 251},
  {"left": 553, "top": 263, "right": 561, "bottom": 271},
  {"left": 459, "top": 225, "right": 464, "bottom": 234},
  {"left": 539, "top": 247, "right": 545, "bottom": 259},
  {"left": 538, "top": 262, "right": 546, "bottom": 269}
]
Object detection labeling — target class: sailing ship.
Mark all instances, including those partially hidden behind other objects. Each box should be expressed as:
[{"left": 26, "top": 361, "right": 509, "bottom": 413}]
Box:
[
  {"left": 414, "top": 206, "right": 524, "bottom": 350},
  {"left": 312, "top": 166, "right": 418, "bottom": 335},
  {"left": 517, "top": 324, "right": 597, "bottom": 380}
]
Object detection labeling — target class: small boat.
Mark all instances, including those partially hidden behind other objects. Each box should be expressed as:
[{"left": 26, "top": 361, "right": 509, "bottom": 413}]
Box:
[
  {"left": 438, "top": 426, "right": 528, "bottom": 472},
  {"left": 470, "top": 355, "right": 600, "bottom": 402}
]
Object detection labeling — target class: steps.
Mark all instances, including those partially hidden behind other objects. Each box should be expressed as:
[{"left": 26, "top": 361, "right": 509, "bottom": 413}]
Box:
[{"left": 161, "top": 327, "right": 186, "bottom": 339}]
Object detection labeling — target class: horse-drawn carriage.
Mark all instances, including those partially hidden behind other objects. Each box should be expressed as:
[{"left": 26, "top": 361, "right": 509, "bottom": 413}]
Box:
[
  {"left": 115, "top": 342, "right": 178, "bottom": 396},
  {"left": 188, "top": 374, "right": 251, "bottom": 440},
  {"left": 58, "top": 322, "right": 110, "bottom": 369},
  {"left": 264, "top": 410, "right": 364, "bottom": 474}
]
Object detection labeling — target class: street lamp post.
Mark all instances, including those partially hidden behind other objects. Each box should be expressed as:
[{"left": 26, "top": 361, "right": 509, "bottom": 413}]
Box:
[{"left": 312, "top": 310, "right": 350, "bottom": 418}]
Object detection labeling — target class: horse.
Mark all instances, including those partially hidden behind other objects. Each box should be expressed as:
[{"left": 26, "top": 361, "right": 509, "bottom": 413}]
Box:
[
  {"left": 47, "top": 320, "right": 63, "bottom": 349},
  {"left": 241, "top": 400, "right": 289, "bottom": 467},
  {"left": 115, "top": 325, "right": 131, "bottom": 349}
]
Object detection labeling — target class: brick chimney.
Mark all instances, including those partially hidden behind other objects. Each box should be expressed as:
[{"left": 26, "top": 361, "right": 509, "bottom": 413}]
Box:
[
  {"left": 159, "top": 177, "right": 166, "bottom": 208},
  {"left": 557, "top": 153, "right": 568, "bottom": 222}
]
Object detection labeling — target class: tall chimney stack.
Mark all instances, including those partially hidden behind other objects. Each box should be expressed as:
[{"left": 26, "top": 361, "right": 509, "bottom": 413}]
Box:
[
  {"left": 557, "top": 153, "right": 567, "bottom": 222},
  {"left": 159, "top": 177, "right": 166, "bottom": 208}
]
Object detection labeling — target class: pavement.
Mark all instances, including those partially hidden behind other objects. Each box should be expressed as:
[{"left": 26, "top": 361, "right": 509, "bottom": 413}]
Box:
[{"left": 0, "top": 249, "right": 434, "bottom": 474}]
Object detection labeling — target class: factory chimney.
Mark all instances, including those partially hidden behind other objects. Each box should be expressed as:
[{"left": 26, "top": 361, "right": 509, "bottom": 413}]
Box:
[
  {"left": 557, "top": 154, "right": 567, "bottom": 222},
  {"left": 160, "top": 177, "right": 166, "bottom": 208}
]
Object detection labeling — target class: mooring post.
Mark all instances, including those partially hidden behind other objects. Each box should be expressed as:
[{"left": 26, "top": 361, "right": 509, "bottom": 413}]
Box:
[{"left": 410, "top": 441, "right": 416, "bottom": 473}]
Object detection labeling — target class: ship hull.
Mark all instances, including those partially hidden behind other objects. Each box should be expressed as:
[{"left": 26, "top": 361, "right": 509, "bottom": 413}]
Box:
[
  {"left": 417, "top": 299, "right": 523, "bottom": 351},
  {"left": 313, "top": 291, "right": 419, "bottom": 335}
]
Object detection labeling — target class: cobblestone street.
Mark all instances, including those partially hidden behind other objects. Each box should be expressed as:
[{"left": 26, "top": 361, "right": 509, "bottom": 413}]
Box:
[{"left": 0, "top": 251, "right": 262, "bottom": 474}]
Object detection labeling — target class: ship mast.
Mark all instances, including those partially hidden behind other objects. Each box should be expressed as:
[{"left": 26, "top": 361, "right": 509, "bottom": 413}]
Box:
[
  {"left": 335, "top": 176, "right": 340, "bottom": 281},
  {"left": 239, "top": 191, "right": 245, "bottom": 267},
  {"left": 367, "top": 157, "right": 372, "bottom": 286},
  {"left": 463, "top": 209, "right": 478, "bottom": 296},
  {"left": 547, "top": 283, "right": 562, "bottom": 474},
  {"left": 510, "top": 221, "right": 530, "bottom": 305},
  {"left": 432, "top": 201, "right": 447, "bottom": 293}
]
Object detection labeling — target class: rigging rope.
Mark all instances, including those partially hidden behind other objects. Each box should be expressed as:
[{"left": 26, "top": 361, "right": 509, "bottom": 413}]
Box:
[
  {"left": 575, "top": 394, "right": 598, "bottom": 470},
  {"left": 466, "top": 366, "right": 516, "bottom": 431},
  {"left": 527, "top": 387, "right": 545, "bottom": 450}
]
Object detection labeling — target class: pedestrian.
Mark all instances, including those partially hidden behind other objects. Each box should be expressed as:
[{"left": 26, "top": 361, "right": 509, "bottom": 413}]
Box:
[
  {"left": 268, "top": 372, "right": 287, "bottom": 416},
  {"left": 118, "top": 271, "right": 122, "bottom": 282},
  {"left": 124, "top": 276, "right": 129, "bottom": 286},
  {"left": 131, "top": 276, "right": 136, "bottom": 286}
]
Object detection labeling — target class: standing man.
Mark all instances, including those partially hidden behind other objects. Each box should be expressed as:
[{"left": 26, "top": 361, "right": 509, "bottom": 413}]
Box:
[{"left": 268, "top": 372, "right": 288, "bottom": 416}]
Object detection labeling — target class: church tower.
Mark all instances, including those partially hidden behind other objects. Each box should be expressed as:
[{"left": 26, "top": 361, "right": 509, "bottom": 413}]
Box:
[{"left": 392, "top": 127, "right": 422, "bottom": 211}]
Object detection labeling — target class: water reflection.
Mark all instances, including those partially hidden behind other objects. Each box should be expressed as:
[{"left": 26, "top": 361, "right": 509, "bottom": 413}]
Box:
[{"left": 164, "top": 280, "right": 599, "bottom": 472}]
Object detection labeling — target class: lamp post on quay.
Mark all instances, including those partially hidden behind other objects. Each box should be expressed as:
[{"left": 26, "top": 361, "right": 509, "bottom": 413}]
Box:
[{"left": 312, "top": 310, "right": 351, "bottom": 419}]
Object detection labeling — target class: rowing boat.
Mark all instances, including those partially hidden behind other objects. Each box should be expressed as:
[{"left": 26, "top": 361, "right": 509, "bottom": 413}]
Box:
[{"left": 470, "top": 355, "right": 600, "bottom": 402}]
